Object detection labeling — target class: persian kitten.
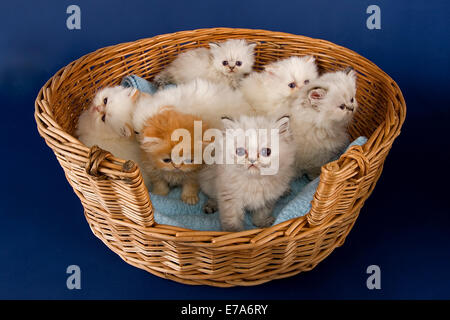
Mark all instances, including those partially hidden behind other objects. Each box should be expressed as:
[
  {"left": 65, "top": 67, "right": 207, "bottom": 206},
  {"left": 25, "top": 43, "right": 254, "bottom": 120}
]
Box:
[
  {"left": 240, "top": 56, "right": 318, "bottom": 115},
  {"left": 139, "top": 108, "right": 209, "bottom": 204},
  {"left": 290, "top": 67, "right": 358, "bottom": 178},
  {"left": 154, "top": 39, "right": 257, "bottom": 89},
  {"left": 76, "top": 86, "right": 149, "bottom": 179},
  {"left": 199, "top": 115, "right": 296, "bottom": 232},
  {"left": 133, "top": 78, "right": 255, "bottom": 134}
]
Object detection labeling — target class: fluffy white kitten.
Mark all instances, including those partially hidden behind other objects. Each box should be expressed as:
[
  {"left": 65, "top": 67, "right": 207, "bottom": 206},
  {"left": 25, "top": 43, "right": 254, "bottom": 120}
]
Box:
[
  {"left": 290, "top": 67, "right": 358, "bottom": 178},
  {"left": 199, "top": 115, "right": 296, "bottom": 232},
  {"left": 132, "top": 78, "right": 255, "bottom": 133},
  {"left": 240, "top": 56, "right": 318, "bottom": 115},
  {"left": 76, "top": 86, "right": 150, "bottom": 185},
  {"left": 154, "top": 39, "right": 256, "bottom": 89}
]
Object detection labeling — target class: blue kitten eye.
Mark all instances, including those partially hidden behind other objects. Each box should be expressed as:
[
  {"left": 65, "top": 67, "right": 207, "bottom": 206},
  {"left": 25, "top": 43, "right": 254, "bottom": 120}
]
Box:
[
  {"left": 236, "top": 61, "right": 242, "bottom": 66},
  {"left": 103, "top": 97, "right": 108, "bottom": 105},
  {"left": 162, "top": 158, "right": 171, "bottom": 163},
  {"left": 101, "top": 114, "right": 106, "bottom": 122},
  {"left": 351, "top": 97, "right": 354, "bottom": 103},
  {"left": 222, "top": 61, "right": 228, "bottom": 66},
  {"left": 339, "top": 104, "right": 346, "bottom": 110},
  {"left": 260, "top": 148, "right": 271, "bottom": 157},
  {"left": 236, "top": 147, "right": 246, "bottom": 156},
  {"left": 288, "top": 82, "right": 297, "bottom": 89}
]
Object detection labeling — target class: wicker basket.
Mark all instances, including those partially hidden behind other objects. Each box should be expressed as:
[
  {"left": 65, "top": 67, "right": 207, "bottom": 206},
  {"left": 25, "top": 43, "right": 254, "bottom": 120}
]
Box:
[{"left": 34, "top": 28, "right": 405, "bottom": 287}]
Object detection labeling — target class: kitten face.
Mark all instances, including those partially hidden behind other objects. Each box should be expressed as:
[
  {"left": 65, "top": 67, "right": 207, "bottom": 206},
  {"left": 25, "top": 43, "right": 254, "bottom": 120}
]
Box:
[
  {"left": 300, "top": 69, "right": 358, "bottom": 125},
  {"left": 264, "top": 56, "right": 318, "bottom": 99},
  {"left": 209, "top": 39, "right": 256, "bottom": 78},
  {"left": 141, "top": 108, "right": 208, "bottom": 173},
  {"left": 90, "top": 86, "right": 139, "bottom": 137},
  {"left": 221, "top": 115, "right": 291, "bottom": 176}
]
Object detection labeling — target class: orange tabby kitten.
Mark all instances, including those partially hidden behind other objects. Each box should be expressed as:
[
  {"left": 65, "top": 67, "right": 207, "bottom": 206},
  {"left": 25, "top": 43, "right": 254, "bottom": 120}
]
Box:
[{"left": 140, "top": 108, "right": 208, "bottom": 205}]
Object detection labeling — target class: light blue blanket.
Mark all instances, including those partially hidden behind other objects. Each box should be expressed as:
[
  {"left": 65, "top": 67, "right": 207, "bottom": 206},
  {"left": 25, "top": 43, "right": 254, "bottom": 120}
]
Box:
[
  {"left": 121, "top": 74, "right": 175, "bottom": 94},
  {"left": 151, "top": 136, "right": 368, "bottom": 231}
]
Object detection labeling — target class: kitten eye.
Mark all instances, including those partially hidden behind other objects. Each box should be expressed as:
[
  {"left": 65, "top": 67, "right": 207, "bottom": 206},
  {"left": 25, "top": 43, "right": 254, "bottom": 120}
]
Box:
[
  {"left": 101, "top": 114, "right": 106, "bottom": 122},
  {"left": 339, "top": 104, "right": 346, "bottom": 110},
  {"left": 183, "top": 158, "right": 193, "bottom": 164},
  {"left": 103, "top": 97, "right": 108, "bottom": 105},
  {"left": 288, "top": 82, "right": 297, "bottom": 89},
  {"left": 350, "top": 97, "right": 354, "bottom": 103},
  {"left": 236, "top": 147, "right": 246, "bottom": 157},
  {"left": 304, "top": 79, "right": 310, "bottom": 85},
  {"left": 260, "top": 148, "right": 271, "bottom": 157},
  {"left": 235, "top": 61, "right": 242, "bottom": 66},
  {"left": 162, "top": 158, "right": 172, "bottom": 163},
  {"left": 222, "top": 61, "right": 228, "bottom": 66}
]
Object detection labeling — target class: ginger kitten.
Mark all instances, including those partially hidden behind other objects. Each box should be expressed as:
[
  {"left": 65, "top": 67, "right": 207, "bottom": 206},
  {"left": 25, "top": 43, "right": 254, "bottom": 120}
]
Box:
[{"left": 140, "top": 108, "right": 209, "bottom": 204}]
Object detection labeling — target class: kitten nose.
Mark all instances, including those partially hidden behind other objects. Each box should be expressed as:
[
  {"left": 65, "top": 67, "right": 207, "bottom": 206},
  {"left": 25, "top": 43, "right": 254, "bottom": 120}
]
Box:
[
  {"left": 229, "top": 65, "right": 235, "bottom": 71},
  {"left": 249, "top": 158, "right": 257, "bottom": 164},
  {"left": 346, "top": 106, "right": 354, "bottom": 112}
]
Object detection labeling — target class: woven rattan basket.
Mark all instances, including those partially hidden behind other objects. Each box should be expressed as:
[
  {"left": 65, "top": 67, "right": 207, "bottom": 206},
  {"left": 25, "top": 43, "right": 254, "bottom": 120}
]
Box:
[{"left": 35, "top": 28, "right": 405, "bottom": 287}]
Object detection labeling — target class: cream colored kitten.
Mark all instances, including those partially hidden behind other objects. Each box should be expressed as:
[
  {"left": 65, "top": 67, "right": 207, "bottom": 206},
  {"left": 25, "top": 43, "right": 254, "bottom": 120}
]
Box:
[
  {"left": 290, "top": 67, "right": 358, "bottom": 179},
  {"left": 76, "top": 86, "right": 150, "bottom": 186},
  {"left": 133, "top": 78, "right": 255, "bottom": 133},
  {"left": 240, "top": 56, "right": 318, "bottom": 115},
  {"left": 199, "top": 115, "right": 296, "bottom": 232},
  {"left": 154, "top": 39, "right": 256, "bottom": 89}
]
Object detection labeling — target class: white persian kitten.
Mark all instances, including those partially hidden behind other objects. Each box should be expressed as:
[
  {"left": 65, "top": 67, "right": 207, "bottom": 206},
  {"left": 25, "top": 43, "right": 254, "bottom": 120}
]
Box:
[
  {"left": 240, "top": 56, "right": 318, "bottom": 115},
  {"left": 154, "top": 39, "right": 257, "bottom": 89},
  {"left": 199, "top": 115, "right": 296, "bottom": 232},
  {"left": 76, "top": 86, "right": 150, "bottom": 184},
  {"left": 290, "top": 67, "right": 358, "bottom": 178},
  {"left": 132, "top": 78, "right": 255, "bottom": 133}
]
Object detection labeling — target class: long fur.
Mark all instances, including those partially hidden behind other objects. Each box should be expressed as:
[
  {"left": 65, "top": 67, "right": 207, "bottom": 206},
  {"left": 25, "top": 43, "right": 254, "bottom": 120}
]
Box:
[
  {"left": 289, "top": 68, "right": 358, "bottom": 178},
  {"left": 199, "top": 115, "right": 296, "bottom": 231},
  {"left": 132, "top": 78, "right": 255, "bottom": 133},
  {"left": 139, "top": 108, "right": 209, "bottom": 204},
  {"left": 154, "top": 39, "right": 256, "bottom": 89},
  {"left": 240, "top": 56, "right": 318, "bottom": 115}
]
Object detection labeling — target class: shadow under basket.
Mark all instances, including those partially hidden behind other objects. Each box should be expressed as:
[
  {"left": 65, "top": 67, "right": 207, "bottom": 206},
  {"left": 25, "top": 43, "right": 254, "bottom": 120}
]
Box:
[{"left": 35, "top": 28, "right": 406, "bottom": 287}]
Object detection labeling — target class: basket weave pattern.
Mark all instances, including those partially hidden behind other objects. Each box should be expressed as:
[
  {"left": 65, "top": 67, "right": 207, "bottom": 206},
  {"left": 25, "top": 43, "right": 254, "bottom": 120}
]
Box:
[{"left": 35, "top": 28, "right": 405, "bottom": 287}]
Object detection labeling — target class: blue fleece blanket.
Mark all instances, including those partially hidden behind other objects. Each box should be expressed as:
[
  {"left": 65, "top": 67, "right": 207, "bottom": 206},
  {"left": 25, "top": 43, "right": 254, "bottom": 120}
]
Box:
[
  {"left": 151, "top": 136, "right": 368, "bottom": 231},
  {"left": 121, "top": 74, "right": 175, "bottom": 94}
]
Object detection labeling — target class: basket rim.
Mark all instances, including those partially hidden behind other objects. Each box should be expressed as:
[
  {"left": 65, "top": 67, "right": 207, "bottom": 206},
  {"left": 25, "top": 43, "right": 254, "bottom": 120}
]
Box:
[{"left": 34, "top": 27, "right": 406, "bottom": 243}]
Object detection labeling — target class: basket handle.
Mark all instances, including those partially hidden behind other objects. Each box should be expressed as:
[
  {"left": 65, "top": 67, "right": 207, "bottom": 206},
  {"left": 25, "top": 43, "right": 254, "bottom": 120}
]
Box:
[
  {"left": 306, "top": 144, "right": 369, "bottom": 226},
  {"left": 85, "top": 145, "right": 154, "bottom": 227}
]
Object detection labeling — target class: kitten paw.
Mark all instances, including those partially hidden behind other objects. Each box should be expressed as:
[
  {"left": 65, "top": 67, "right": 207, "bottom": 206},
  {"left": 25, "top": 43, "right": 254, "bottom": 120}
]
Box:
[
  {"left": 252, "top": 215, "right": 275, "bottom": 228},
  {"left": 181, "top": 193, "right": 199, "bottom": 205},
  {"left": 203, "top": 199, "right": 218, "bottom": 214},
  {"left": 152, "top": 183, "right": 170, "bottom": 196},
  {"left": 222, "top": 222, "right": 244, "bottom": 232}
]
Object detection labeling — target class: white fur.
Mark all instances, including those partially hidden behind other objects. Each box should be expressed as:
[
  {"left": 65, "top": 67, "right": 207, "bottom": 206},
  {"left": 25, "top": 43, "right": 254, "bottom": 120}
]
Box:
[
  {"left": 154, "top": 39, "right": 256, "bottom": 89},
  {"left": 76, "top": 86, "right": 150, "bottom": 185},
  {"left": 240, "top": 56, "right": 318, "bottom": 115},
  {"left": 289, "top": 69, "right": 358, "bottom": 178},
  {"left": 132, "top": 78, "right": 255, "bottom": 133},
  {"left": 199, "top": 115, "right": 296, "bottom": 231}
]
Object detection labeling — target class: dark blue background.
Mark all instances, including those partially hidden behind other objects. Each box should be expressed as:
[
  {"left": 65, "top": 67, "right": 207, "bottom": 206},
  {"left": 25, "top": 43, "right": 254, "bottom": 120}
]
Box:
[{"left": 0, "top": 0, "right": 449, "bottom": 299}]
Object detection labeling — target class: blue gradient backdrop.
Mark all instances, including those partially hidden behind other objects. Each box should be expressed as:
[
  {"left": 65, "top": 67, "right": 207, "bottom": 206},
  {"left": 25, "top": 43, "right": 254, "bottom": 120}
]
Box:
[{"left": 0, "top": 0, "right": 449, "bottom": 299}]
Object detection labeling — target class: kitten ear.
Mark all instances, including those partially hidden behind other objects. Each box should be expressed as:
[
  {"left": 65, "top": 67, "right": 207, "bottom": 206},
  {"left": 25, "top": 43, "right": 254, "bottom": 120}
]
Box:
[
  {"left": 141, "top": 136, "right": 162, "bottom": 152},
  {"left": 128, "top": 88, "right": 140, "bottom": 103},
  {"left": 247, "top": 42, "right": 257, "bottom": 51},
  {"left": 308, "top": 87, "right": 327, "bottom": 102},
  {"left": 275, "top": 115, "right": 290, "bottom": 136},
  {"left": 119, "top": 123, "right": 133, "bottom": 138},
  {"left": 221, "top": 116, "right": 236, "bottom": 129},
  {"left": 303, "top": 55, "right": 316, "bottom": 64},
  {"left": 344, "top": 66, "right": 357, "bottom": 80},
  {"left": 209, "top": 42, "right": 221, "bottom": 49}
]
